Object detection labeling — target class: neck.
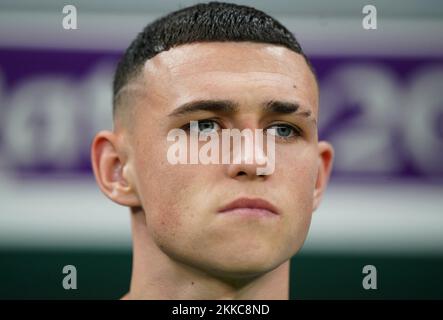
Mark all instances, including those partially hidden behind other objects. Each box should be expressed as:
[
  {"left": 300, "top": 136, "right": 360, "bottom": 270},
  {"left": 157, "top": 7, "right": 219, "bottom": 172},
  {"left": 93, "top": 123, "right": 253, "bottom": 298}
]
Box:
[{"left": 123, "top": 208, "right": 290, "bottom": 300}]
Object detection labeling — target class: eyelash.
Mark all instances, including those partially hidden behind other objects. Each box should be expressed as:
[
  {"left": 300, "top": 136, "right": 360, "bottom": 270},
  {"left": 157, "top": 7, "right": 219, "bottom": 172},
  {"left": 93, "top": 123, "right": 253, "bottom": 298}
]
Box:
[{"left": 181, "top": 119, "right": 303, "bottom": 141}]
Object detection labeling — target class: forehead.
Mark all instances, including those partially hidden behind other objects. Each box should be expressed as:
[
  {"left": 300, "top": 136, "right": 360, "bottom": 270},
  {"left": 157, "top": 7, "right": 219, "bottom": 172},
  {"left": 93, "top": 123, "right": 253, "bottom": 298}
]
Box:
[{"left": 139, "top": 42, "right": 318, "bottom": 116}]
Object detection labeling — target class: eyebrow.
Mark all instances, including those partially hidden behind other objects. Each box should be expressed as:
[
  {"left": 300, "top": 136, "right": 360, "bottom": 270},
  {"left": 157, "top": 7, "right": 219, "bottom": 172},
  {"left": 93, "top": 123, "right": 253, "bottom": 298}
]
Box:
[
  {"left": 168, "top": 100, "right": 238, "bottom": 117},
  {"left": 263, "top": 100, "right": 312, "bottom": 118},
  {"left": 167, "top": 99, "right": 316, "bottom": 123}
]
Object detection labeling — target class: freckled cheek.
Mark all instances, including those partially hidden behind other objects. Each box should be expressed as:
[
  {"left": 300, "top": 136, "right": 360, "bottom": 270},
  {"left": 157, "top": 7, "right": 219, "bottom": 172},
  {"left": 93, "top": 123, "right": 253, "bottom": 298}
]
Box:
[
  {"left": 141, "top": 180, "right": 188, "bottom": 243},
  {"left": 276, "top": 148, "right": 317, "bottom": 204},
  {"left": 150, "top": 205, "right": 182, "bottom": 239},
  {"left": 277, "top": 152, "right": 316, "bottom": 247},
  {"left": 135, "top": 149, "right": 202, "bottom": 232}
]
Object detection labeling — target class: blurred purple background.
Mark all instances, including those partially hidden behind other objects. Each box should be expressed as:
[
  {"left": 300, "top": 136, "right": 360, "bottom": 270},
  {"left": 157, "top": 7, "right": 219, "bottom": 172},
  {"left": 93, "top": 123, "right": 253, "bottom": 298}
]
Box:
[{"left": 0, "top": 0, "right": 442, "bottom": 254}]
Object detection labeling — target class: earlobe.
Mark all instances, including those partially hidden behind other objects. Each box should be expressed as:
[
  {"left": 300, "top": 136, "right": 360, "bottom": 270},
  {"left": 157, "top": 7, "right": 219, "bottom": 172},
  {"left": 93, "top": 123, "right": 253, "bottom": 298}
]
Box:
[
  {"left": 313, "top": 141, "right": 334, "bottom": 211},
  {"left": 91, "top": 131, "right": 141, "bottom": 207}
]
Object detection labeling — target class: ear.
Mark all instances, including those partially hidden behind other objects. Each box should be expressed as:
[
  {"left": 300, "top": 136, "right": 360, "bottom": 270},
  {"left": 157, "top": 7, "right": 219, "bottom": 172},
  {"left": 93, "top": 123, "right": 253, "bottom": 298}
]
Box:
[
  {"left": 91, "top": 130, "right": 141, "bottom": 207},
  {"left": 313, "top": 141, "right": 334, "bottom": 211}
]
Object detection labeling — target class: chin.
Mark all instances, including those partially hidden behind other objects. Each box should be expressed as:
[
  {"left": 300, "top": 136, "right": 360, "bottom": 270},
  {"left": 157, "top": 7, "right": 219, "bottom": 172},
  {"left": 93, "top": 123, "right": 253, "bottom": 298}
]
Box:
[{"left": 202, "top": 251, "right": 286, "bottom": 279}]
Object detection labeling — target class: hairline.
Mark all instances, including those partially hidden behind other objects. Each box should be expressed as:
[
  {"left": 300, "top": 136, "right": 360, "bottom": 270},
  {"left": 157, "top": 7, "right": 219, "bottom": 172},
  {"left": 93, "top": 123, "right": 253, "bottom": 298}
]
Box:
[{"left": 113, "top": 40, "right": 318, "bottom": 124}]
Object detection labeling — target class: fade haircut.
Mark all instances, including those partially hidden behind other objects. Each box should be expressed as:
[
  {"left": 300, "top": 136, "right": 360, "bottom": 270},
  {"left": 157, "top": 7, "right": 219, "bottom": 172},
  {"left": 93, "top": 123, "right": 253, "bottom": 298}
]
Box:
[{"left": 113, "top": 1, "right": 314, "bottom": 116}]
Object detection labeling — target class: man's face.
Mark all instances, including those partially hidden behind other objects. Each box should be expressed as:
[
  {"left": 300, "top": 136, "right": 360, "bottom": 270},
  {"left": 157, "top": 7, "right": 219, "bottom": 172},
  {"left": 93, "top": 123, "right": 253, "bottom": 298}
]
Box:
[{"left": 120, "top": 42, "right": 321, "bottom": 279}]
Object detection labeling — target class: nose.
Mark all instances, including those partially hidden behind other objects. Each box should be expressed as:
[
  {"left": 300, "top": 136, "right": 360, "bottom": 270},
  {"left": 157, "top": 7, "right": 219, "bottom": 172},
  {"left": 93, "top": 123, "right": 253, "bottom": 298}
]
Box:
[
  {"left": 227, "top": 162, "right": 267, "bottom": 180},
  {"left": 226, "top": 131, "right": 270, "bottom": 180}
]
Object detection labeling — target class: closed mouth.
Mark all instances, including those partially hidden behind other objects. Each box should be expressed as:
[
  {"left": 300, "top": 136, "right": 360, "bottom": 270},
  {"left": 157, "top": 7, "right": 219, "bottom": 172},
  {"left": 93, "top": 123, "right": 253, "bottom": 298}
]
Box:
[{"left": 217, "top": 197, "right": 279, "bottom": 215}]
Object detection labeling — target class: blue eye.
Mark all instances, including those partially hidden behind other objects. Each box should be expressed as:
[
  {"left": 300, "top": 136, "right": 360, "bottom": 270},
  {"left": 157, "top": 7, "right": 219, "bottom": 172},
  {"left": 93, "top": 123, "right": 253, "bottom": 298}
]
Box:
[
  {"left": 197, "top": 120, "right": 220, "bottom": 133},
  {"left": 266, "top": 124, "right": 301, "bottom": 140},
  {"left": 184, "top": 119, "right": 221, "bottom": 133}
]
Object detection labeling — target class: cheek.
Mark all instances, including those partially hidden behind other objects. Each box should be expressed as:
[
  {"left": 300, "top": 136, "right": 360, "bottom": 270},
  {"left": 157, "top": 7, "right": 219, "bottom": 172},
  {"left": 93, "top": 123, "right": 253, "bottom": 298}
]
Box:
[
  {"left": 277, "top": 146, "right": 318, "bottom": 213},
  {"left": 131, "top": 135, "right": 182, "bottom": 224},
  {"left": 132, "top": 137, "right": 205, "bottom": 236},
  {"left": 278, "top": 145, "right": 317, "bottom": 187},
  {"left": 276, "top": 149, "right": 318, "bottom": 252}
]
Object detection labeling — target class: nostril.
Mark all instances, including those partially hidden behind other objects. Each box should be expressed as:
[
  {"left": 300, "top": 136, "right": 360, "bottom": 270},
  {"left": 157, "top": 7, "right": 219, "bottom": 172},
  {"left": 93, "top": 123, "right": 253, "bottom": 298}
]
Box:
[{"left": 237, "top": 171, "right": 247, "bottom": 176}]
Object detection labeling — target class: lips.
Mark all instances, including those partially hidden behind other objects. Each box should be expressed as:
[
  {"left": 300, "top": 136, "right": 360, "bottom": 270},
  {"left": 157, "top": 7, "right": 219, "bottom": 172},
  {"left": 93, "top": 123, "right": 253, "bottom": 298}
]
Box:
[{"left": 217, "top": 197, "right": 280, "bottom": 216}]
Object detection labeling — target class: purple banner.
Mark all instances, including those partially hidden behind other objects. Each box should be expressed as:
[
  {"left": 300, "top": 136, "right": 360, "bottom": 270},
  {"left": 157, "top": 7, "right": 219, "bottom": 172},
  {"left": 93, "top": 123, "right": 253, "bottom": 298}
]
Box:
[{"left": 0, "top": 48, "right": 442, "bottom": 181}]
